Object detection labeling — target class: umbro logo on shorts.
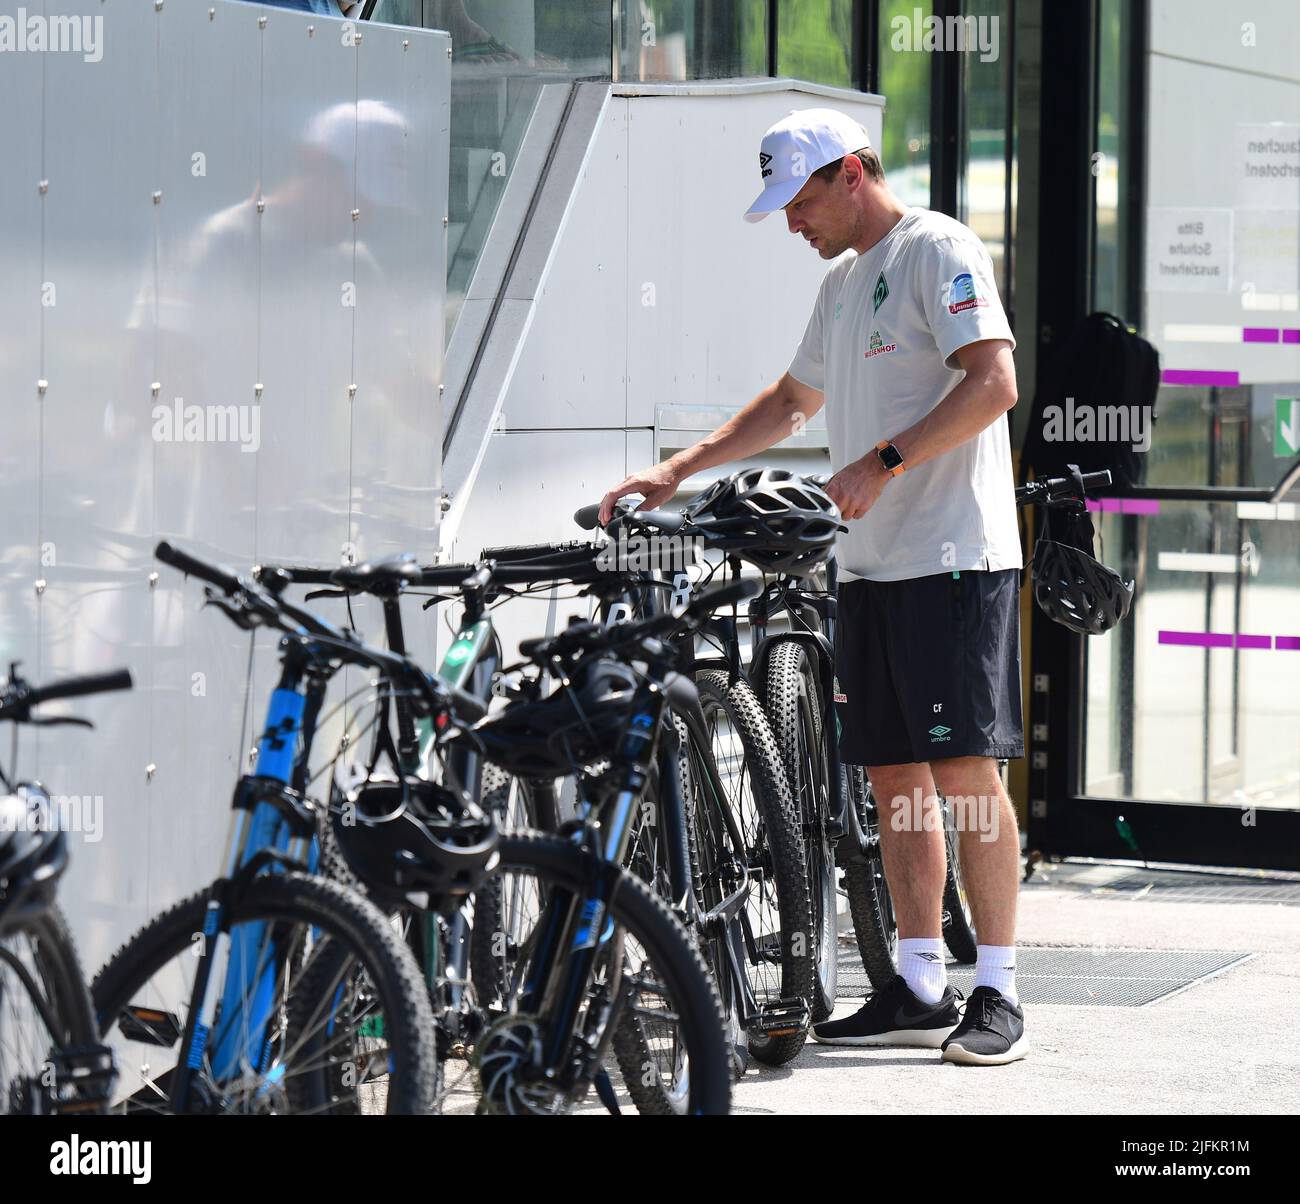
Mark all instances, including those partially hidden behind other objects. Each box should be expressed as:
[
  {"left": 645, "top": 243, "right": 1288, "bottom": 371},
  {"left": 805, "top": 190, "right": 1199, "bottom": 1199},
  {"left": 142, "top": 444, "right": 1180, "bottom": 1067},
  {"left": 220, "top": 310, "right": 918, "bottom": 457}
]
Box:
[{"left": 928, "top": 724, "right": 952, "bottom": 741}]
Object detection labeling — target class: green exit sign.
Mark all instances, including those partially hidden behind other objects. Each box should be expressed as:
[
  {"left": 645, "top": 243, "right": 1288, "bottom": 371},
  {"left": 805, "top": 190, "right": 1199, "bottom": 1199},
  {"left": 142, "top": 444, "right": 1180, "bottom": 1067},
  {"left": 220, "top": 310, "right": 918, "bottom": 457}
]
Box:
[{"left": 1276, "top": 398, "right": 1299, "bottom": 456}]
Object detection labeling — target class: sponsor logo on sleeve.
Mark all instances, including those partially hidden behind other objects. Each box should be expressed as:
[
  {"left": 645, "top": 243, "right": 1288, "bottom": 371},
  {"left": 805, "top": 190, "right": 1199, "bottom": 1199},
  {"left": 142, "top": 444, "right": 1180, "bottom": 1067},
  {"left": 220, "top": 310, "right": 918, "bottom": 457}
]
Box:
[{"left": 946, "top": 271, "right": 988, "bottom": 314}]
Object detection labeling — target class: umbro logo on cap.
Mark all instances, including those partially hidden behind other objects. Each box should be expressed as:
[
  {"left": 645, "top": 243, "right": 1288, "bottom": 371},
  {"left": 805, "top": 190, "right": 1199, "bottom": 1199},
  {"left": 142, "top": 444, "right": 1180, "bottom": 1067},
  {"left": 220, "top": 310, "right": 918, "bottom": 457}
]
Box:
[{"left": 744, "top": 107, "right": 872, "bottom": 223}]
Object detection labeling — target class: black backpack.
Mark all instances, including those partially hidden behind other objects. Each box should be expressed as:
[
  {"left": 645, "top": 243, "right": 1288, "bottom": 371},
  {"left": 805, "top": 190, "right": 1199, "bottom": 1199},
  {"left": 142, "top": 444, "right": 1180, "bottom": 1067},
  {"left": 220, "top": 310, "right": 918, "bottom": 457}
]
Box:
[{"left": 1019, "top": 312, "right": 1161, "bottom": 492}]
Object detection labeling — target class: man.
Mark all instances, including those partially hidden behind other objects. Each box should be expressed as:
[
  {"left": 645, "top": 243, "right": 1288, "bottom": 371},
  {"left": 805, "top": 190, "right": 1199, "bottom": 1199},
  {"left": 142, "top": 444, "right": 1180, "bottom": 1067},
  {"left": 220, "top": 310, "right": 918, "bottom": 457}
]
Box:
[{"left": 598, "top": 108, "right": 1027, "bottom": 1065}]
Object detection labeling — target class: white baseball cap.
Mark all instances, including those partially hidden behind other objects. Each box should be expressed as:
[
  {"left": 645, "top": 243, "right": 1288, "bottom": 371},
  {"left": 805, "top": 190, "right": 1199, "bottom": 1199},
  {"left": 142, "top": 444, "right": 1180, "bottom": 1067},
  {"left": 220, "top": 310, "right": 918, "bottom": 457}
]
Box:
[{"left": 743, "top": 107, "right": 872, "bottom": 222}]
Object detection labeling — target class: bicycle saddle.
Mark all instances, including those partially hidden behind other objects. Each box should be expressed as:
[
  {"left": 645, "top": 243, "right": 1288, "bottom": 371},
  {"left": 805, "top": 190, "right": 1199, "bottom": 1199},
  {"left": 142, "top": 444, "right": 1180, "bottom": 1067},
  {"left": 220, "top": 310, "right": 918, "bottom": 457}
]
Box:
[{"left": 330, "top": 553, "right": 422, "bottom": 594}]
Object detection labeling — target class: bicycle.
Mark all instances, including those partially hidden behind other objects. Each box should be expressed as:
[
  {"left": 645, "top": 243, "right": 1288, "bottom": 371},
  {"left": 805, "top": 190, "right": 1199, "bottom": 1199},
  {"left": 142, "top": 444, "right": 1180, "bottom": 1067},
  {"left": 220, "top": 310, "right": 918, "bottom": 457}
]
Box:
[
  {"left": 90, "top": 542, "right": 445, "bottom": 1114},
  {"left": 257, "top": 549, "right": 733, "bottom": 1114},
  {"left": 0, "top": 664, "right": 131, "bottom": 1114}
]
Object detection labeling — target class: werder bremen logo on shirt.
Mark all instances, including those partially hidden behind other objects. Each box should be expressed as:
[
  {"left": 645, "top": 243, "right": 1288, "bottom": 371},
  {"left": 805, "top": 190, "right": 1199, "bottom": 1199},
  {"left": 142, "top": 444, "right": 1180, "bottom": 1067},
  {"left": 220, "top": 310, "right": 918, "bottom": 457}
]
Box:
[{"left": 872, "top": 272, "right": 889, "bottom": 313}]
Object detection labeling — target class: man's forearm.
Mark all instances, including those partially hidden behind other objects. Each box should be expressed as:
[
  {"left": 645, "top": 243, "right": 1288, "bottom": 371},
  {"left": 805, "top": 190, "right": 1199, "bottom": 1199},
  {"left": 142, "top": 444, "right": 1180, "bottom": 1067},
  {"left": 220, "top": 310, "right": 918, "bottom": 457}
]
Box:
[{"left": 667, "top": 375, "right": 818, "bottom": 479}]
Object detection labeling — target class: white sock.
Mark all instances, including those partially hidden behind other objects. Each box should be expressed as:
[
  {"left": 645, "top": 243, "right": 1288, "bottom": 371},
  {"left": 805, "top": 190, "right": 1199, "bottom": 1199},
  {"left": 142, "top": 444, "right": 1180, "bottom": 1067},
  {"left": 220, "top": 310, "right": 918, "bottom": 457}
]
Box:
[
  {"left": 898, "top": 937, "right": 947, "bottom": 1004},
  {"left": 975, "top": 945, "right": 1018, "bottom": 1004}
]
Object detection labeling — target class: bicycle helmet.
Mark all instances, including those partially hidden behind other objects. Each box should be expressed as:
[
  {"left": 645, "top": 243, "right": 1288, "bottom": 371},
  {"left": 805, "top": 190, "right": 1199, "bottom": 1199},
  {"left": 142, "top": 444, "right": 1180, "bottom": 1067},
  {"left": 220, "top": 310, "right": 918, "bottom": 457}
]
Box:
[
  {"left": 0, "top": 785, "right": 69, "bottom": 926},
  {"left": 331, "top": 776, "right": 498, "bottom": 915},
  {"left": 473, "top": 656, "right": 641, "bottom": 778},
  {"left": 1031, "top": 505, "right": 1134, "bottom": 635},
  {"left": 684, "top": 468, "right": 845, "bottom": 575}
]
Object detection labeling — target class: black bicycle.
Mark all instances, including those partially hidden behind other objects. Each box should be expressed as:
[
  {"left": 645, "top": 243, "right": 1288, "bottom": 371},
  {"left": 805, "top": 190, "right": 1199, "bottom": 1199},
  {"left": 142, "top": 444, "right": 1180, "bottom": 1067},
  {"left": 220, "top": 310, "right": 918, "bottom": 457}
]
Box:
[
  {"left": 257, "top": 550, "right": 733, "bottom": 1114},
  {"left": 0, "top": 664, "right": 131, "bottom": 1114}
]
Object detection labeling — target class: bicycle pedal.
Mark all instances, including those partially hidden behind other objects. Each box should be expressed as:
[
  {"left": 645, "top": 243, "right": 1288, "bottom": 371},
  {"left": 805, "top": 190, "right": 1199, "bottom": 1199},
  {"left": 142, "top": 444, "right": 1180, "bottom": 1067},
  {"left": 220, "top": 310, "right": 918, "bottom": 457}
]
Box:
[
  {"left": 752, "top": 997, "right": 810, "bottom": 1037},
  {"left": 117, "top": 1004, "right": 182, "bottom": 1047},
  {"left": 52, "top": 1044, "right": 117, "bottom": 1114}
]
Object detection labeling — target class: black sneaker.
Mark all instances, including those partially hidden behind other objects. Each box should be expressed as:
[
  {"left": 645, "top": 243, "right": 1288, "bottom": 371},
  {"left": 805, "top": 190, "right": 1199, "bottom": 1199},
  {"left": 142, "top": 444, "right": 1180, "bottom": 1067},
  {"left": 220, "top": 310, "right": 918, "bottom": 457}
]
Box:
[
  {"left": 941, "top": 986, "right": 1028, "bottom": 1065},
  {"left": 812, "top": 976, "right": 960, "bottom": 1048}
]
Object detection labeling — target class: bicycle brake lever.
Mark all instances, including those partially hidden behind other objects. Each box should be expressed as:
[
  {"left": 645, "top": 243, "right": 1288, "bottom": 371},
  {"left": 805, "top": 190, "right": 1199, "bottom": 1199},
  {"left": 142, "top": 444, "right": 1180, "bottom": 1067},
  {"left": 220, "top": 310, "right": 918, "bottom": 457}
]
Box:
[
  {"left": 305, "top": 588, "right": 350, "bottom": 602},
  {"left": 27, "top": 716, "right": 95, "bottom": 729},
  {"left": 202, "top": 594, "right": 266, "bottom": 631}
]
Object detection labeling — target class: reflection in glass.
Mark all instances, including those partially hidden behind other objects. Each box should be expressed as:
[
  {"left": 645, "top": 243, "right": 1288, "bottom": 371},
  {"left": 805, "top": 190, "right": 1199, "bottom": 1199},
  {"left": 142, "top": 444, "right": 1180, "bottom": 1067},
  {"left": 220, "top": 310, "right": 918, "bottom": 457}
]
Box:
[
  {"left": 958, "top": 0, "right": 1008, "bottom": 295},
  {"left": 777, "top": 0, "right": 852, "bottom": 89},
  {"left": 616, "top": 0, "right": 768, "bottom": 83},
  {"left": 878, "top": 0, "right": 931, "bottom": 208}
]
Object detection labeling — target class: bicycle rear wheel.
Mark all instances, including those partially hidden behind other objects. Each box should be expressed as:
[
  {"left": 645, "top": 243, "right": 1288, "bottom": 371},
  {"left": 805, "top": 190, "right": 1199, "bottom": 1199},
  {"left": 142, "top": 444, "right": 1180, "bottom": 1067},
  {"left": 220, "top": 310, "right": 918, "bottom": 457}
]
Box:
[
  {"left": 91, "top": 872, "right": 438, "bottom": 1114},
  {"left": 842, "top": 768, "right": 898, "bottom": 992},
  {"left": 761, "top": 641, "right": 838, "bottom": 1021},
  {"left": 0, "top": 905, "right": 105, "bottom": 1114},
  {"left": 695, "top": 671, "right": 814, "bottom": 1066}
]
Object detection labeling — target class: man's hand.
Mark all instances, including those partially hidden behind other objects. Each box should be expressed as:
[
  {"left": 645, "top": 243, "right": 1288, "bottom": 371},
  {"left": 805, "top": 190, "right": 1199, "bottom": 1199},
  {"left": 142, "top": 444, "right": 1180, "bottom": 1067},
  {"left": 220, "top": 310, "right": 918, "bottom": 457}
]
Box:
[
  {"left": 826, "top": 454, "right": 889, "bottom": 521},
  {"left": 598, "top": 462, "right": 680, "bottom": 526}
]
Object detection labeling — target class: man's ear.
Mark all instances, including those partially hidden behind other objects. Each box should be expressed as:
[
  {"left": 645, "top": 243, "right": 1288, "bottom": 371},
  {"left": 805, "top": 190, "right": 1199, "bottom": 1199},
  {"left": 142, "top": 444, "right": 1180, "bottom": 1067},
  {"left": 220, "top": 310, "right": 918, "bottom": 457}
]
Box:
[{"left": 841, "top": 153, "right": 865, "bottom": 192}]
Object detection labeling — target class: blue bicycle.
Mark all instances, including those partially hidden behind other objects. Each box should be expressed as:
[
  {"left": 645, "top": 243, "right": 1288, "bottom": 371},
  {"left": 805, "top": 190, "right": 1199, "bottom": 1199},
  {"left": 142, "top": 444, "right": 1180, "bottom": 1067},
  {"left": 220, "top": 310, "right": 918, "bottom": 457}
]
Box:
[{"left": 90, "top": 543, "right": 445, "bottom": 1114}]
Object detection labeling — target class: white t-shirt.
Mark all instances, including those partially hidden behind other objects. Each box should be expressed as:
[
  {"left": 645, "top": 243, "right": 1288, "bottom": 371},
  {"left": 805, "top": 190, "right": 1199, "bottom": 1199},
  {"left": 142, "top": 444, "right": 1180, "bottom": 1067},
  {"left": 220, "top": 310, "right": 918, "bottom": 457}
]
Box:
[{"left": 787, "top": 207, "right": 1021, "bottom": 582}]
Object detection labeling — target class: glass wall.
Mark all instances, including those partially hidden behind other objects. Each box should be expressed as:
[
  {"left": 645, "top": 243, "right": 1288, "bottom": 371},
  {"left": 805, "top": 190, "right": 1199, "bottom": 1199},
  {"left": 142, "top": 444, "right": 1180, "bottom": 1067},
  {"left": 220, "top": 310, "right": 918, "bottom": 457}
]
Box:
[
  {"left": 959, "top": 0, "right": 1012, "bottom": 300},
  {"left": 877, "top": 0, "right": 932, "bottom": 207},
  {"left": 777, "top": 0, "right": 853, "bottom": 88},
  {"left": 617, "top": 1, "right": 768, "bottom": 82}
]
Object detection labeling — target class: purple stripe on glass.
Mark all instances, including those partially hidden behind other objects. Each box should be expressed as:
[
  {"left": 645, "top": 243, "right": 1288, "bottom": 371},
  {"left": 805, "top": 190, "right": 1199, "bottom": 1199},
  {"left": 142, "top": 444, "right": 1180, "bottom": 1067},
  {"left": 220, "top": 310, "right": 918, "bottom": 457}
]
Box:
[
  {"left": 1161, "top": 369, "right": 1240, "bottom": 387},
  {"left": 1276, "top": 636, "right": 1300, "bottom": 651},
  {"left": 1159, "top": 630, "right": 1233, "bottom": 648},
  {"left": 1235, "top": 634, "right": 1271, "bottom": 650},
  {"left": 1242, "top": 327, "right": 1280, "bottom": 343},
  {"left": 1085, "top": 499, "right": 1160, "bottom": 515},
  {"left": 1283, "top": 329, "right": 1300, "bottom": 344}
]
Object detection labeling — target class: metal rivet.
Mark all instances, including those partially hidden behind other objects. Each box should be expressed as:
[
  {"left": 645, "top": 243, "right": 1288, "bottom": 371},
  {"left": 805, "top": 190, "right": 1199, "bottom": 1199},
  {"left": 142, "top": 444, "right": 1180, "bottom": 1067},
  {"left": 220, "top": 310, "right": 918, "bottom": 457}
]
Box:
[
  {"left": 148, "top": 571, "right": 159, "bottom": 587},
  {"left": 446, "top": 45, "right": 452, "bottom": 58},
  {"left": 35, "top": 578, "right": 47, "bottom": 595},
  {"left": 354, "top": 33, "right": 361, "bottom": 44},
  {"left": 439, "top": 494, "right": 451, "bottom": 513},
  {"left": 351, "top": 208, "right": 360, "bottom": 221},
  {"left": 258, "top": 15, "right": 267, "bottom": 28},
  {"left": 153, "top": 190, "right": 163, "bottom": 204},
  {"left": 348, "top": 383, "right": 357, "bottom": 398},
  {"left": 438, "top": 384, "right": 445, "bottom": 396},
  {"left": 256, "top": 198, "right": 265, "bottom": 213},
  {"left": 248, "top": 747, "right": 258, "bottom": 768},
  {"left": 403, "top": 39, "right": 409, "bottom": 49},
  {"left": 38, "top": 179, "right": 48, "bottom": 195},
  {"left": 254, "top": 383, "right": 263, "bottom": 397},
  {"left": 37, "top": 378, "right": 48, "bottom": 394},
  {"left": 146, "top": 762, "right": 157, "bottom": 780},
  {"left": 208, "top": 7, "right": 215, "bottom": 18},
  {"left": 442, "top": 215, "right": 449, "bottom": 227},
  {"left": 308, "top": 24, "right": 314, "bottom": 36},
  {"left": 151, "top": 382, "right": 161, "bottom": 396},
  {"left": 154, "top": 0, "right": 163, "bottom": 11}
]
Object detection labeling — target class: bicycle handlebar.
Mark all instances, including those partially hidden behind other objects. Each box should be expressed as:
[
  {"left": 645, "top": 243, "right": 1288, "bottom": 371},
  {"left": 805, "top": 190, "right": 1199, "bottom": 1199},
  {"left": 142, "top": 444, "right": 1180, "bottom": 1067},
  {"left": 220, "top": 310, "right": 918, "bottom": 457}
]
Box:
[
  {"left": 28, "top": 669, "right": 134, "bottom": 707},
  {"left": 156, "top": 541, "right": 243, "bottom": 594},
  {"left": 1015, "top": 468, "right": 1111, "bottom": 507}
]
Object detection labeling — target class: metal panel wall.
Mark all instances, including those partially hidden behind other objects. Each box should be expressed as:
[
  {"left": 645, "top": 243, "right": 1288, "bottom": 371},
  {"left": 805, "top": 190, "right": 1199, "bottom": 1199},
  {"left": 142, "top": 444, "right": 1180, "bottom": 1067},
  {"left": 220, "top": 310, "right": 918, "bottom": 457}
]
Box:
[{"left": 0, "top": 0, "right": 450, "bottom": 976}]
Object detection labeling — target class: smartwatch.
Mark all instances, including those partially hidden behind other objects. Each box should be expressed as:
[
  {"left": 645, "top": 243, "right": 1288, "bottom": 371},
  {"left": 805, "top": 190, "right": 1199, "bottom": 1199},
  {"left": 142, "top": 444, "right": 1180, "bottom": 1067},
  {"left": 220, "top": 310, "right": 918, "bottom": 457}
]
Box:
[{"left": 875, "top": 440, "right": 905, "bottom": 477}]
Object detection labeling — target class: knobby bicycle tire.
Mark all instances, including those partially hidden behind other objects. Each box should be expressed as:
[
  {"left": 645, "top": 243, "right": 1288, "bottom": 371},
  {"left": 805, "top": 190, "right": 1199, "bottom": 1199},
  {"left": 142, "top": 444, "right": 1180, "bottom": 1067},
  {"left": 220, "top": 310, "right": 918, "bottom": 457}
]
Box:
[
  {"left": 91, "top": 872, "right": 438, "bottom": 1114},
  {"left": 761, "top": 640, "right": 838, "bottom": 1021},
  {"left": 842, "top": 768, "right": 898, "bottom": 992},
  {"left": 695, "top": 671, "right": 814, "bottom": 1066},
  {"left": 1, "top": 905, "right": 101, "bottom": 1115},
  {"left": 486, "top": 832, "right": 730, "bottom": 1115}
]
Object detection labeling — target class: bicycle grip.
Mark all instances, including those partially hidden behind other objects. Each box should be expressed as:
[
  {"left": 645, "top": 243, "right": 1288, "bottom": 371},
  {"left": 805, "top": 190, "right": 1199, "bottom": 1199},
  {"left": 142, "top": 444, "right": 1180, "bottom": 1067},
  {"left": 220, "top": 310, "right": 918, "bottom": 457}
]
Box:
[
  {"left": 156, "top": 541, "right": 242, "bottom": 594},
  {"left": 688, "top": 578, "right": 760, "bottom": 617},
  {"left": 257, "top": 564, "right": 337, "bottom": 587},
  {"left": 573, "top": 503, "right": 603, "bottom": 531},
  {"left": 28, "top": 669, "right": 134, "bottom": 706}
]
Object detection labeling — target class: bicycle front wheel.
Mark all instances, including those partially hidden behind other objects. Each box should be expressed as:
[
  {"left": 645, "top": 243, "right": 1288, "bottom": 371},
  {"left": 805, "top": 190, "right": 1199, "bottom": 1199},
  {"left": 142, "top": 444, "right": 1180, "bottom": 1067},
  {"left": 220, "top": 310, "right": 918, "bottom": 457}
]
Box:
[
  {"left": 1, "top": 905, "right": 103, "bottom": 1114},
  {"left": 476, "top": 831, "right": 731, "bottom": 1116},
  {"left": 91, "top": 872, "right": 438, "bottom": 1114}
]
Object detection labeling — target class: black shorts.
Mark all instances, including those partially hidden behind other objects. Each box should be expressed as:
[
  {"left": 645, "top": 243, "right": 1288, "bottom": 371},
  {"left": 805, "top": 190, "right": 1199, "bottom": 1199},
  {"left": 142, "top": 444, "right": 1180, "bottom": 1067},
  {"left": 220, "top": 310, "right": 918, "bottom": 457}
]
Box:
[{"left": 834, "top": 569, "right": 1024, "bottom": 767}]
